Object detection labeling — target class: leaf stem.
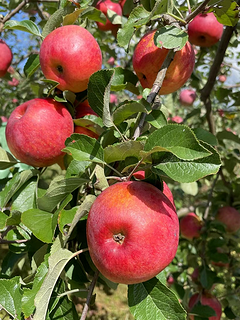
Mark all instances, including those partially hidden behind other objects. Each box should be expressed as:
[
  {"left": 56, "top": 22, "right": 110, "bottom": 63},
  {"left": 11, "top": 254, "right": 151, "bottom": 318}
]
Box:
[{"left": 80, "top": 270, "right": 100, "bottom": 320}]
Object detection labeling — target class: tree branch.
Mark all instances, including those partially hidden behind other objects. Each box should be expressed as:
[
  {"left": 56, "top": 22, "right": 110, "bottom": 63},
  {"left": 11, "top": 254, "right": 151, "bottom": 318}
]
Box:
[
  {"left": 184, "top": 0, "right": 212, "bottom": 24},
  {"left": 0, "top": 0, "right": 27, "bottom": 33}
]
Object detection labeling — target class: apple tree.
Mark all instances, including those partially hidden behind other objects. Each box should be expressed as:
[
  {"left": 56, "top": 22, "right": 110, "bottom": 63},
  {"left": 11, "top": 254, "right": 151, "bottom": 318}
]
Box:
[{"left": 0, "top": 0, "right": 239, "bottom": 319}]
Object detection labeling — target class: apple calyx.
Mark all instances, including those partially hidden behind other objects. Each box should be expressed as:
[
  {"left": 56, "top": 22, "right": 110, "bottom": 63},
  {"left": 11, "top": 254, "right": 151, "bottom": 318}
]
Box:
[{"left": 113, "top": 233, "right": 125, "bottom": 245}]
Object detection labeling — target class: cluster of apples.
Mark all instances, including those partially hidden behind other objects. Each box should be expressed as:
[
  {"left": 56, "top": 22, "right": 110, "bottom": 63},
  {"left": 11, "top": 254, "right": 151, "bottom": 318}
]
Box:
[
  {"left": 5, "top": 25, "right": 102, "bottom": 168},
  {"left": 179, "top": 206, "right": 240, "bottom": 319}
]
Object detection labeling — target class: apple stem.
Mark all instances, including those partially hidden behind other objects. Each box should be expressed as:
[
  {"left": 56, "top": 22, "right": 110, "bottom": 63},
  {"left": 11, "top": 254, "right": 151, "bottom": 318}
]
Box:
[
  {"left": 113, "top": 233, "right": 125, "bottom": 244},
  {"left": 80, "top": 270, "right": 100, "bottom": 320}
]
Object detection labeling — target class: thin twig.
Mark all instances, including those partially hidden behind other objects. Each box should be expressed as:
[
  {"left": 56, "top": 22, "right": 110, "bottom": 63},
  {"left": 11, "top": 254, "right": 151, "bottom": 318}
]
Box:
[
  {"left": 184, "top": 0, "right": 212, "bottom": 24},
  {"left": 0, "top": 0, "right": 28, "bottom": 32},
  {"left": 80, "top": 270, "right": 100, "bottom": 320}
]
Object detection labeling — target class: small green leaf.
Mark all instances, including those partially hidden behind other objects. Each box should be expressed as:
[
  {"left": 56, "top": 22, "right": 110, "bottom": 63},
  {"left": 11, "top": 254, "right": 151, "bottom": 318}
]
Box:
[
  {"left": 0, "top": 276, "right": 22, "bottom": 319},
  {"left": 145, "top": 110, "right": 168, "bottom": 129},
  {"left": 154, "top": 26, "right": 188, "bottom": 50},
  {"left": 4, "top": 20, "right": 42, "bottom": 37},
  {"left": 181, "top": 182, "right": 198, "bottom": 196},
  {"left": 193, "top": 128, "right": 218, "bottom": 146},
  {"left": 0, "top": 147, "right": 17, "bottom": 169},
  {"left": 24, "top": 54, "right": 40, "bottom": 77},
  {"left": 107, "top": 8, "right": 122, "bottom": 25},
  {"left": 128, "top": 277, "right": 186, "bottom": 320},
  {"left": 88, "top": 69, "right": 115, "bottom": 127},
  {"left": 73, "top": 118, "right": 104, "bottom": 136},
  {"left": 153, "top": 142, "right": 221, "bottom": 183},
  {"left": 104, "top": 140, "right": 144, "bottom": 164},
  {"left": 81, "top": 6, "right": 107, "bottom": 23},
  {"left": 21, "top": 209, "right": 56, "bottom": 243},
  {"left": 64, "top": 134, "right": 105, "bottom": 164},
  {"left": 143, "top": 125, "right": 211, "bottom": 161},
  {"left": 211, "top": 0, "right": 239, "bottom": 26},
  {"left": 38, "top": 175, "right": 89, "bottom": 212},
  {"left": 111, "top": 67, "right": 138, "bottom": 91},
  {"left": 12, "top": 179, "right": 37, "bottom": 212},
  {"left": 190, "top": 301, "right": 216, "bottom": 318},
  {"left": 0, "top": 211, "right": 8, "bottom": 230},
  {"left": 113, "top": 101, "right": 147, "bottom": 125}
]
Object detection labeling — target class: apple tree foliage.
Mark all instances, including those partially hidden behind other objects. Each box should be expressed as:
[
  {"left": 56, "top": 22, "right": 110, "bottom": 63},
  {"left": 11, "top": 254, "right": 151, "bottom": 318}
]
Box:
[{"left": 0, "top": 0, "right": 239, "bottom": 319}]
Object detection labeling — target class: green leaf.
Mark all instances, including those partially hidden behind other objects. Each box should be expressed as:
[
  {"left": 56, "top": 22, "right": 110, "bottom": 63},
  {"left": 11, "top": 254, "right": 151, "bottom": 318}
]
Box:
[
  {"left": 153, "top": 142, "right": 221, "bottom": 183},
  {"left": 217, "top": 130, "right": 240, "bottom": 145},
  {"left": 0, "top": 147, "right": 18, "bottom": 169},
  {"left": 107, "top": 8, "right": 122, "bottom": 25},
  {"left": 0, "top": 211, "right": 8, "bottom": 230},
  {"left": 0, "top": 276, "right": 22, "bottom": 319},
  {"left": 58, "top": 206, "right": 78, "bottom": 234},
  {"left": 64, "top": 134, "right": 105, "bottom": 164},
  {"left": 113, "top": 101, "right": 147, "bottom": 125},
  {"left": 63, "top": 8, "right": 84, "bottom": 25},
  {"left": 0, "top": 169, "right": 38, "bottom": 208},
  {"left": 21, "top": 209, "right": 56, "bottom": 243},
  {"left": 3, "top": 19, "right": 42, "bottom": 37},
  {"left": 34, "top": 236, "right": 80, "bottom": 320},
  {"left": 42, "top": 6, "right": 74, "bottom": 38},
  {"left": 190, "top": 301, "right": 216, "bottom": 318},
  {"left": 193, "top": 128, "right": 218, "bottom": 146},
  {"left": 24, "top": 53, "right": 40, "bottom": 77},
  {"left": 143, "top": 125, "right": 211, "bottom": 161},
  {"left": 81, "top": 6, "right": 107, "bottom": 23},
  {"left": 211, "top": 0, "right": 239, "bottom": 26},
  {"left": 154, "top": 26, "right": 188, "bottom": 50},
  {"left": 145, "top": 110, "right": 168, "bottom": 129},
  {"left": 73, "top": 118, "right": 104, "bottom": 136},
  {"left": 22, "top": 253, "right": 49, "bottom": 317},
  {"left": 111, "top": 67, "right": 139, "bottom": 91},
  {"left": 12, "top": 179, "right": 37, "bottom": 212},
  {"left": 104, "top": 140, "right": 144, "bottom": 164},
  {"left": 181, "top": 182, "right": 198, "bottom": 196},
  {"left": 88, "top": 69, "right": 115, "bottom": 127},
  {"left": 117, "top": 5, "right": 150, "bottom": 50},
  {"left": 38, "top": 174, "right": 89, "bottom": 212},
  {"left": 128, "top": 277, "right": 186, "bottom": 320}
]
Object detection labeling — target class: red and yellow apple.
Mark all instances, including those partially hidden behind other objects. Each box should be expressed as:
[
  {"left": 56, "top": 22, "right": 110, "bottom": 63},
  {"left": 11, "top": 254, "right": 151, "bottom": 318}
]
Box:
[
  {"left": 6, "top": 98, "right": 74, "bottom": 167},
  {"left": 0, "top": 39, "right": 13, "bottom": 78},
  {"left": 132, "top": 30, "right": 195, "bottom": 95},
  {"left": 215, "top": 206, "right": 240, "bottom": 233},
  {"left": 39, "top": 25, "right": 102, "bottom": 93},
  {"left": 180, "top": 212, "right": 202, "bottom": 240},
  {"left": 188, "top": 292, "right": 222, "bottom": 320},
  {"left": 87, "top": 180, "right": 179, "bottom": 284},
  {"left": 96, "top": 0, "right": 122, "bottom": 34},
  {"left": 179, "top": 89, "right": 197, "bottom": 106},
  {"left": 187, "top": 12, "right": 223, "bottom": 47}
]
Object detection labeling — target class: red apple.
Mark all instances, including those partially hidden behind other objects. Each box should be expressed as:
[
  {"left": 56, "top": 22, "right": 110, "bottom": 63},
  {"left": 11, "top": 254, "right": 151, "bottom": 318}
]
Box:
[
  {"left": 132, "top": 30, "right": 195, "bottom": 95},
  {"left": 6, "top": 98, "right": 74, "bottom": 167},
  {"left": 39, "top": 25, "right": 102, "bottom": 93},
  {"left": 190, "top": 267, "right": 200, "bottom": 283},
  {"left": 132, "top": 171, "right": 175, "bottom": 208},
  {"left": 74, "top": 126, "right": 99, "bottom": 139},
  {"left": 187, "top": 12, "right": 223, "bottom": 47},
  {"left": 167, "top": 274, "right": 175, "bottom": 286},
  {"left": 8, "top": 78, "right": 19, "bottom": 87},
  {"left": 170, "top": 116, "right": 183, "bottom": 123},
  {"left": 0, "top": 116, "right": 8, "bottom": 123},
  {"left": 188, "top": 292, "right": 222, "bottom": 320},
  {"left": 0, "top": 40, "right": 13, "bottom": 78},
  {"left": 110, "top": 93, "right": 118, "bottom": 104},
  {"left": 87, "top": 180, "right": 179, "bottom": 284},
  {"left": 215, "top": 206, "right": 240, "bottom": 233},
  {"left": 107, "top": 56, "right": 115, "bottom": 66},
  {"left": 96, "top": 0, "right": 122, "bottom": 34},
  {"left": 180, "top": 212, "right": 202, "bottom": 240},
  {"left": 179, "top": 89, "right": 197, "bottom": 106},
  {"left": 75, "top": 100, "right": 97, "bottom": 119},
  {"left": 12, "top": 98, "right": 18, "bottom": 103},
  {"left": 218, "top": 75, "right": 227, "bottom": 83}
]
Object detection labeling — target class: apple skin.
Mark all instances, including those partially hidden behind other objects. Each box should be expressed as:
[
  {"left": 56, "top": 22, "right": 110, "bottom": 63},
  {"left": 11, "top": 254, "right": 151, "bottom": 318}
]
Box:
[
  {"left": 180, "top": 212, "right": 202, "bottom": 240},
  {"left": 179, "top": 89, "right": 197, "bottom": 106},
  {"left": 215, "top": 206, "right": 240, "bottom": 233},
  {"left": 75, "top": 100, "right": 97, "bottom": 119},
  {"left": 218, "top": 75, "right": 227, "bottom": 83},
  {"left": 87, "top": 180, "right": 179, "bottom": 284},
  {"left": 0, "top": 40, "right": 13, "bottom": 78},
  {"left": 39, "top": 25, "right": 102, "bottom": 93},
  {"left": 132, "top": 170, "right": 175, "bottom": 208},
  {"left": 187, "top": 12, "right": 223, "bottom": 47},
  {"left": 132, "top": 30, "right": 195, "bottom": 95},
  {"left": 96, "top": 0, "right": 122, "bottom": 33},
  {"left": 170, "top": 116, "right": 183, "bottom": 123},
  {"left": 6, "top": 98, "right": 74, "bottom": 167},
  {"left": 188, "top": 293, "right": 222, "bottom": 320}
]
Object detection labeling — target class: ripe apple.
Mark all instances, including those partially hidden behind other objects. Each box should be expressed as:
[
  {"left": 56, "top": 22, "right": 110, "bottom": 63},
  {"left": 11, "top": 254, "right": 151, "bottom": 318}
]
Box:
[
  {"left": 179, "top": 89, "right": 197, "bottom": 106},
  {"left": 215, "top": 206, "right": 240, "bottom": 233},
  {"left": 39, "top": 25, "right": 102, "bottom": 93},
  {"left": 170, "top": 116, "right": 183, "bottom": 123},
  {"left": 8, "top": 78, "right": 19, "bottom": 87},
  {"left": 132, "top": 30, "right": 195, "bottom": 95},
  {"left": 0, "top": 116, "right": 8, "bottom": 123},
  {"left": 87, "top": 180, "right": 179, "bottom": 284},
  {"left": 96, "top": 0, "right": 122, "bottom": 35},
  {"left": 187, "top": 12, "right": 223, "bottom": 47},
  {"left": 0, "top": 40, "right": 13, "bottom": 78},
  {"left": 188, "top": 292, "right": 222, "bottom": 320},
  {"left": 110, "top": 93, "right": 117, "bottom": 104},
  {"left": 180, "top": 212, "right": 202, "bottom": 240},
  {"left": 6, "top": 98, "right": 74, "bottom": 167},
  {"left": 132, "top": 170, "right": 175, "bottom": 208},
  {"left": 107, "top": 56, "right": 115, "bottom": 66},
  {"left": 75, "top": 100, "right": 97, "bottom": 119}
]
